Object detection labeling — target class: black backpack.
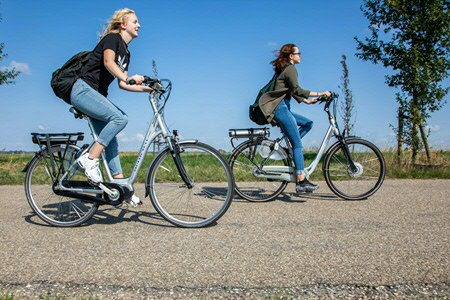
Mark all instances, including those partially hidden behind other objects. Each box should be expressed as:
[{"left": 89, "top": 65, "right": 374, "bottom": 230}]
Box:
[
  {"left": 249, "top": 73, "right": 278, "bottom": 125},
  {"left": 50, "top": 51, "right": 91, "bottom": 104}
]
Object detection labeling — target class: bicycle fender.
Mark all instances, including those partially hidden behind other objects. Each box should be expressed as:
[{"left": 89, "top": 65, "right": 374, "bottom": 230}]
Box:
[
  {"left": 144, "top": 140, "right": 198, "bottom": 198},
  {"left": 22, "top": 150, "right": 46, "bottom": 172}
]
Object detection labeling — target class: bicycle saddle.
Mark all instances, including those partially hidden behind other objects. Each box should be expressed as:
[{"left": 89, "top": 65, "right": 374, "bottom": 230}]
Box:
[{"left": 69, "top": 107, "right": 85, "bottom": 119}]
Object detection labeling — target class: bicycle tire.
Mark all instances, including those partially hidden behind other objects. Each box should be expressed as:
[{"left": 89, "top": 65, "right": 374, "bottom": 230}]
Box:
[
  {"left": 322, "top": 138, "right": 386, "bottom": 200},
  {"left": 229, "top": 139, "right": 290, "bottom": 202},
  {"left": 24, "top": 145, "right": 99, "bottom": 227},
  {"left": 147, "top": 142, "right": 234, "bottom": 228}
]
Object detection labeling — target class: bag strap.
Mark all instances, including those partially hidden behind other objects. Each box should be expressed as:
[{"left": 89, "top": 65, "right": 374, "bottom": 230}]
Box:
[{"left": 270, "top": 72, "right": 280, "bottom": 91}]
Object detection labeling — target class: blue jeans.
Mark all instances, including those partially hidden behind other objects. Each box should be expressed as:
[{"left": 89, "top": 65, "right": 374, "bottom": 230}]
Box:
[
  {"left": 71, "top": 79, "right": 128, "bottom": 176},
  {"left": 273, "top": 99, "right": 313, "bottom": 173}
]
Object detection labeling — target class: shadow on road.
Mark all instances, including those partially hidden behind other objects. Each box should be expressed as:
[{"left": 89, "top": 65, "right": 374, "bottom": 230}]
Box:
[{"left": 23, "top": 204, "right": 219, "bottom": 228}]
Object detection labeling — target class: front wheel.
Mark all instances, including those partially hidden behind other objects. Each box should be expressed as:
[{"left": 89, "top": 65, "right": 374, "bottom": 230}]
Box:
[
  {"left": 147, "top": 142, "right": 234, "bottom": 228},
  {"left": 322, "top": 138, "right": 386, "bottom": 200},
  {"left": 24, "top": 145, "right": 99, "bottom": 227}
]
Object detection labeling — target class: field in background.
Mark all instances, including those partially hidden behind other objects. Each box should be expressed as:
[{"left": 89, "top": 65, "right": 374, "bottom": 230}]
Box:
[{"left": 1, "top": 150, "right": 449, "bottom": 185}]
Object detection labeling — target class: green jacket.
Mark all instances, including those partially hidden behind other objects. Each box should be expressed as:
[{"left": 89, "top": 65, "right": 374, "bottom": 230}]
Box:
[{"left": 259, "top": 64, "right": 311, "bottom": 123}]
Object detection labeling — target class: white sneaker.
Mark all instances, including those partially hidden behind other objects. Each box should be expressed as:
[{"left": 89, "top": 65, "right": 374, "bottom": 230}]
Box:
[
  {"left": 77, "top": 152, "right": 103, "bottom": 183},
  {"left": 127, "top": 194, "right": 142, "bottom": 207}
]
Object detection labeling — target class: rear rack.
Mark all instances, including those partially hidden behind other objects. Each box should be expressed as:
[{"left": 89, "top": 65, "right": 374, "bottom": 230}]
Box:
[
  {"left": 30, "top": 132, "right": 85, "bottom": 178},
  {"left": 228, "top": 128, "right": 270, "bottom": 150},
  {"left": 31, "top": 132, "right": 84, "bottom": 149},
  {"left": 31, "top": 132, "right": 84, "bottom": 145}
]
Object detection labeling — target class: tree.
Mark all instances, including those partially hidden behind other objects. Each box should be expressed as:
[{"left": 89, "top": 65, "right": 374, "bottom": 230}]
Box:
[
  {"left": 355, "top": 0, "right": 450, "bottom": 164},
  {"left": 339, "top": 54, "right": 356, "bottom": 136},
  {"left": 0, "top": 43, "right": 20, "bottom": 85},
  {"left": 0, "top": 10, "right": 20, "bottom": 85}
]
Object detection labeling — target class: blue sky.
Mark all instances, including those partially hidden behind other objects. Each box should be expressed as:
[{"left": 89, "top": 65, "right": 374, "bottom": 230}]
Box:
[{"left": 1, "top": 0, "right": 449, "bottom": 152}]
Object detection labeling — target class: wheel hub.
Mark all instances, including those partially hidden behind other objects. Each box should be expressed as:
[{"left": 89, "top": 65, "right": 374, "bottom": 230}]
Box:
[{"left": 348, "top": 162, "right": 364, "bottom": 178}]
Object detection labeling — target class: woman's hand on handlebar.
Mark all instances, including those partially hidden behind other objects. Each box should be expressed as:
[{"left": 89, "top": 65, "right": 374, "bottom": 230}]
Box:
[
  {"left": 306, "top": 97, "right": 319, "bottom": 104},
  {"left": 306, "top": 91, "right": 331, "bottom": 104},
  {"left": 126, "top": 74, "right": 145, "bottom": 85},
  {"left": 316, "top": 91, "right": 334, "bottom": 103},
  {"left": 322, "top": 91, "right": 332, "bottom": 98}
]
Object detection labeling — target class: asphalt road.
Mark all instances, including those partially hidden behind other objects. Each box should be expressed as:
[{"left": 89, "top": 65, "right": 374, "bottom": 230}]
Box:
[{"left": 0, "top": 179, "right": 449, "bottom": 299}]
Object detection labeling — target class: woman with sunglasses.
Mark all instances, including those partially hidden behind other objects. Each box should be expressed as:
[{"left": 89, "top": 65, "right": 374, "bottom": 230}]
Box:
[{"left": 260, "top": 43, "right": 331, "bottom": 194}]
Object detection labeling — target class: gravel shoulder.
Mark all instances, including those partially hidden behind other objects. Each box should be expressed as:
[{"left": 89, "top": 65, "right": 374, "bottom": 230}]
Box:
[{"left": 0, "top": 179, "right": 449, "bottom": 299}]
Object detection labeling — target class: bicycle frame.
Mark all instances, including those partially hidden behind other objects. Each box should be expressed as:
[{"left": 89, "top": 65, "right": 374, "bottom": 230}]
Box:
[
  {"left": 304, "top": 117, "right": 340, "bottom": 177},
  {"left": 258, "top": 97, "right": 348, "bottom": 182},
  {"left": 260, "top": 119, "right": 339, "bottom": 182},
  {"left": 57, "top": 83, "right": 186, "bottom": 196}
]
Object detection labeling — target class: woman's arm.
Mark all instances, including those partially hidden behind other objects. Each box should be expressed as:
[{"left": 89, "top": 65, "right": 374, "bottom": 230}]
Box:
[
  {"left": 303, "top": 91, "right": 332, "bottom": 104},
  {"left": 103, "top": 49, "right": 152, "bottom": 92},
  {"left": 284, "top": 65, "right": 311, "bottom": 99},
  {"left": 117, "top": 73, "right": 153, "bottom": 92},
  {"left": 284, "top": 66, "right": 331, "bottom": 104}
]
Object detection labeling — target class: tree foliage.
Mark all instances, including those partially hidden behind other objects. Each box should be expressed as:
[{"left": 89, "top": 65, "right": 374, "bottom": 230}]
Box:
[
  {"left": 355, "top": 0, "right": 450, "bottom": 163},
  {"left": 339, "top": 54, "right": 356, "bottom": 136},
  {"left": 0, "top": 10, "right": 20, "bottom": 85},
  {"left": 0, "top": 43, "right": 20, "bottom": 85}
]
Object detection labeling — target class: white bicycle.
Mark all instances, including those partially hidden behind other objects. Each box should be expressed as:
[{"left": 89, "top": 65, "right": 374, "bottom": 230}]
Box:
[
  {"left": 229, "top": 93, "right": 386, "bottom": 201},
  {"left": 23, "top": 77, "right": 234, "bottom": 228}
]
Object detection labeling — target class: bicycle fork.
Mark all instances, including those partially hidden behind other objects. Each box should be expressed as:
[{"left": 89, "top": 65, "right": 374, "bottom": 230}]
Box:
[
  {"left": 336, "top": 135, "right": 359, "bottom": 173},
  {"left": 168, "top": 134, "right": 194, "bottom": 189}
]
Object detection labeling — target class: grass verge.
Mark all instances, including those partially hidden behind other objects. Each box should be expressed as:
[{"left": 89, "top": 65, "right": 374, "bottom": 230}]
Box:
[{"left": 1, "top": 150, "right": 449, "bottom": 185}]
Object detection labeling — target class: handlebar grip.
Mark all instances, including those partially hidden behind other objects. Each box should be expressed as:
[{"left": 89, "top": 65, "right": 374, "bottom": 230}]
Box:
[
  {"left": 143, "top": 76, "right": 159, "bottom": 84},
  {"left": 128, "top": 79, "right": 136, "bottom": 85}
]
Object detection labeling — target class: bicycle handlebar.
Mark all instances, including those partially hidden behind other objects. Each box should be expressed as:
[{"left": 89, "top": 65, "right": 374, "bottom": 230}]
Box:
[
  {"left": 317, "top": 92, "right": 339, "bottom": 103},
  {"left": 127, "top": 76, "right": 168, "bottom": 93}
]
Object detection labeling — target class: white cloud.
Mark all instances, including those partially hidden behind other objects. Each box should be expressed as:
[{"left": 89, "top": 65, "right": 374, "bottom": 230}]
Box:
[
  {"left": 38, "top": 125, "right": 48, "bottom": 131},
  {"left": 117, "top": 132, "right": 144, "bottom": 143},
  {"left": 135, "top": 133, "right": 145, "bottom": 141},
  {"left": 1, "top": 61, "right": 32, "bottom": 75},
  {"left": 426, "top": 125, "right": 440, "bottom": 132}
]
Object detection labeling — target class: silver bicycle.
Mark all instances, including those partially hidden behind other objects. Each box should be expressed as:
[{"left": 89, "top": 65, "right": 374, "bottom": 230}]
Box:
[
  {"left": 23, "top": 77, "right": 234, "bottom": 228},
  {"left": 229, "top": 93, "right": 386, "bottom": 201}
]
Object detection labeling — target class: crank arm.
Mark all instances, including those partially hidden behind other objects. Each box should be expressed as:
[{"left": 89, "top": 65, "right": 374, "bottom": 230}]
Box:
[{"left": 97, "top": 182, "right": 116, "bottom": 197}]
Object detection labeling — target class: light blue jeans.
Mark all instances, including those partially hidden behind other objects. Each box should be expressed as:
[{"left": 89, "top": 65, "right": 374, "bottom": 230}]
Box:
[
  {"left": 273, "top": 99, "right": 313, "bottom": 174},
  {"left": 71, "top": 79, "right": 128, "bottom": 176}
]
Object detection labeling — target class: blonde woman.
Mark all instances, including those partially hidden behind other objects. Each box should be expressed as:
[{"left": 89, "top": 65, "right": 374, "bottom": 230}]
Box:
[{"left": 71, "top": 8, "right": 151, "bottom": 206}]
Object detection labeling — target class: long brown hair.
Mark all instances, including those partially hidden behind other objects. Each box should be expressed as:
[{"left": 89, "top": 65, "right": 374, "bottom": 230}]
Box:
[{"left": 271, "top": 43, "right": 297, "bottom": 73}]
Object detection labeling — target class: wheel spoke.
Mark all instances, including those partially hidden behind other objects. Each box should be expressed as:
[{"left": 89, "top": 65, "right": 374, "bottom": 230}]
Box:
[
  {"left": 149, "top": 143, "right": 233, "bottom": 227},
  {"left": 324, "top": 139, "right": 385, "bottom": 200},
  {"left": 230, "top": 139, "right": 289, "bottom": 202},
  {"left": 25, "top": 146, "right": 98, "bottom": 227}
]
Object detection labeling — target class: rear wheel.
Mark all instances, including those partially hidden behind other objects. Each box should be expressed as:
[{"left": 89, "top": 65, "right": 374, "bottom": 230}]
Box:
[
  {"left": 24, "top": 145, "right": 99, "bottom": 227},
  {"left": 323, "top": 138, "right": 385, "bottom": 200},
  {"left": 229, "top": 139, "right": 290, "bottom": 202}
]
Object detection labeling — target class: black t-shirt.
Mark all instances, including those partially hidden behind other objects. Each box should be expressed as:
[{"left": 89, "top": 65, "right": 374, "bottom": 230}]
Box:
[{"left": 80, "top": 33, "right": 131, "bottom": 97}]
